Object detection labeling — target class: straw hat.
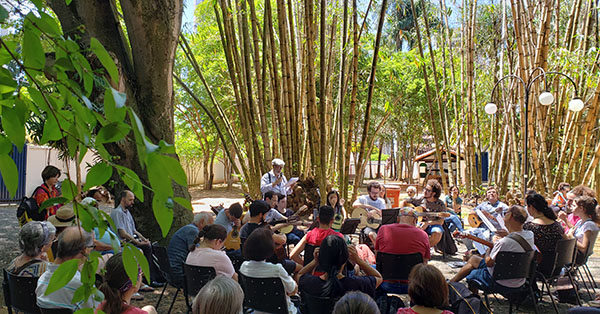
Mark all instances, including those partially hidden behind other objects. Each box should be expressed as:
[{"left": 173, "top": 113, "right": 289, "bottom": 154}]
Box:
[{"left": 48, "top": 206, "right": 77, "bottom": 227}]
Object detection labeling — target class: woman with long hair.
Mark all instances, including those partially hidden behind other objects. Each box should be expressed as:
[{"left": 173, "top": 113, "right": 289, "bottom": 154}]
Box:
[
  {"left": 298, "top": 235, "right": 382, "bottom": 299},
  {"left": 561, "top": 196, "right": 600, "bottom": 263},
  {"left": 186, "top": 224, "right": 237, "bottom": 280},
  {"left": 192, "top": 275, "right": 244, "bottom": 314},
  {"left": 523, "top": 191, "right": 565, "bottom": 253},
  {"left": 97, "top": 253, "right": 158, "bottom": 314},
  {"left": 396, "top": 264, "right": 453, "bottom": 314}
]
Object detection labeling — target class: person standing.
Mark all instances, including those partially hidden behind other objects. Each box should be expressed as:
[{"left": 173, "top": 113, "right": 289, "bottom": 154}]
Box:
[
  {"left": 260, "top": 158, "right": 295, "bottom": 197},
  {"left": 34, "top": 165, "right": 63, "bottom": 219}
]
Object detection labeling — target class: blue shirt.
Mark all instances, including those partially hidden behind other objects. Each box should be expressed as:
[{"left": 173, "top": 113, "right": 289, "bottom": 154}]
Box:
[
  {"left": 110, "top": 205, "right": 136, "bottom": 239},
  {"left": 167, "top": 223, "right": 199, "bottom": 286},
  {"left": 215, "top": 209, "right": 235, "bottom": 234},
  {"left": 475, "top": 200, "right": 508, "bottom": 230},
  {"left": 93, "top": 228, "right": 119, "bottom": 255}
]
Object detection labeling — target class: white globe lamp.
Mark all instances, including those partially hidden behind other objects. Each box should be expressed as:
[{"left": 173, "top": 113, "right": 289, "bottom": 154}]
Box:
[
  {"left": 538, "top": 91, "right": 554, "bottom": 105},
  {"left": 568, "top": 98, "right": 584, "bottom": 112},
  {"left": 484, "top": 102, "right": 497, "bottom": 115}
]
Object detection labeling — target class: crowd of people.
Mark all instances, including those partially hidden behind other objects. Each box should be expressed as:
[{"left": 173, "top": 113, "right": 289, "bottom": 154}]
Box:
[{"left": 5, "top": 161, "right": 600, "bottom": 314}]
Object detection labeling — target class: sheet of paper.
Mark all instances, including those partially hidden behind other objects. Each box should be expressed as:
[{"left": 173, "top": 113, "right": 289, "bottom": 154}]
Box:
[
  {"left": 474, "top": 241, "right": 487, "bottom": 255},
  {"left": 284, "top": 177, "right": 299, "bottom": 187},
  {"left": 495, "top": 212, "right": 507, "bottom": 231},
  {"left": 476, "top": 209, "right": 497, "bottom": 232}
]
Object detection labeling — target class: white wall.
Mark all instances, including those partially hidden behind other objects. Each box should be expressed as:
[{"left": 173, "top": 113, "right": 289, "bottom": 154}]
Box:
[{"left": 25, "top": 145, "right": 96, "bottom": 196}]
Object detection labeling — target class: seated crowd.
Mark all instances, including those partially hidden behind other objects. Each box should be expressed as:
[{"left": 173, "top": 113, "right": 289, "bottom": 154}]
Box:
[{"left": 6, "top": 164, "right": 600, "bottom": 314}]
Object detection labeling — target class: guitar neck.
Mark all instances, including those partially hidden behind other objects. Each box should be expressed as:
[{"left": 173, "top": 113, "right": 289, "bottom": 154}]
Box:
[{"left": 456, "top": 232, "right": 494, "bottom": 249}]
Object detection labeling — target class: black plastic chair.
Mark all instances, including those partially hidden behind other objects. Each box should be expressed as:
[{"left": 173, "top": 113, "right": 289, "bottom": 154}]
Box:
[
  {"left": 301, "top": 291, "right": 337, "bottom": 314},
  {"left": 39, "top": 308, "right": 73, "bottom": 314},
  {"left": 574, "top": 244, "right": 597, "bottom": 299},
  {"left": 152, "top": 245, "right": 181, "bottom": 314},
  {"left": 376, "top": 252, "right": 423, "bottom": 284},
  {"left": 182, "top": 264, "right": 216, "bottom": 314},
  {"left": 239, "top": 274, "right": 289, "bottom": 314},
  {"left": 3, "top": 269, "right": 41, "bottom": 314},
  {"left": 537, "top": 238, "right": 581, "bottom": 313},
  {"left": 468, "top": 250, "right": 538, "bottom": 314},
  {"left": 304, "top": 244, "right": 317, "bottom": 266}
]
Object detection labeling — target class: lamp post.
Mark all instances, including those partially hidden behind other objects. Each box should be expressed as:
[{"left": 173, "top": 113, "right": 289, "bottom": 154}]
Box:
[{"left": 485, "top": 68, "right": 584, "bottom": 195}]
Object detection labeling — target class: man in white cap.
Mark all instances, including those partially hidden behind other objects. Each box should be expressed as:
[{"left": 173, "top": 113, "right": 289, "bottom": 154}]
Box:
[{"left": 260, "top": 158, "right": 294, "bottom": 197}]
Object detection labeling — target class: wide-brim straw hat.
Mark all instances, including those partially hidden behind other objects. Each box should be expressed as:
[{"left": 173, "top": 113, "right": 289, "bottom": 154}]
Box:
[{"left": 48, "top": 205, "right": 77, "bottom": 227}]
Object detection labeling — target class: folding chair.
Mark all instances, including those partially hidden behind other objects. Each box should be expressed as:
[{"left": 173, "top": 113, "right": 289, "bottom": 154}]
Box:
[
  {"left": 182, "top": 264, "right": 216, "bottom": 314},
  {"left": 304, "top": 244, "right": 317, "bottom": 266},
  {"left": 376, "top": 252, "right": 422, "bottom": 313},
  {"left": 152, "top": 245, "right": 182, "bottom": 314},
  {"left": 3, "top": 268, "right": 41, "bottom": 314},
  {"left": 239, "top": 274, "right": 289, "bottom": 314},
  {"left": 301, "top": 291, "right": 337, "bottom": 314},
  {"left": 573, "top": 244, "right": 597, "bottom": 299},
  {"left": 468, "top": 250, "right": 538, "bottom": 314},
  {"left": 537, "top": 238, "right": 581, "bottom": 313}
]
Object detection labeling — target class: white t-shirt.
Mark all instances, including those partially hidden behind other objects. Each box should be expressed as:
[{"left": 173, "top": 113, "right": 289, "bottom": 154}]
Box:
[
  {"left": 185, "top": 247, "right": 235, "bottom": 278},
  {"left": 357, "top": 195, "right": 387, "bottom": 210},
  {"left": 488, "top": 230, "right": 535, "bottom": 288},
  {"left": 240, "top": 260, "right": 297, "bottom": 314},
  {"left": 574, "top": 219, "right": 600, "bottom": 256},
  {"left": 264, "top": 208, "right": 287, "bottom": 224}
]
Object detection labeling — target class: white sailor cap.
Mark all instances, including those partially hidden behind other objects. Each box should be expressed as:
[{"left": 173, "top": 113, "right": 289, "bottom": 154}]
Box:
[{"left": 272, "top": 158, "right": 285, "bottom": 166}]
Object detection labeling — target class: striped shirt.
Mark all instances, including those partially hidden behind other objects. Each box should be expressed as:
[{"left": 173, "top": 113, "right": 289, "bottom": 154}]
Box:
[{"left": 36, "top": 263, "right": 100, "bottom": 310}]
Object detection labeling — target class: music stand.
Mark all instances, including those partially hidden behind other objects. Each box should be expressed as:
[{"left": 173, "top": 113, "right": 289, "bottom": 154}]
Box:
[
  {"left": 340, "top": 218, "right": 361, "bottom": 235},
  {"left": 381, "top": 208, "right": 399, "bottom": 225}
]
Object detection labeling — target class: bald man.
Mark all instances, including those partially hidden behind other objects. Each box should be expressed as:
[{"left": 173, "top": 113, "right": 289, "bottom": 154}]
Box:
[{"left": 111, "top": 190, "right": 163, "bottom": 287}]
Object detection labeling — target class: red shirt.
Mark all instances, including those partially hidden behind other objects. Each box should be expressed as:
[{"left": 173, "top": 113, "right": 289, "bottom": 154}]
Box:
[
  {"left": 375, "top": 224, "right": 431, "bottom": 261},
  {"left": 306, "top": 227, "right": 343, "bottom": 246}
]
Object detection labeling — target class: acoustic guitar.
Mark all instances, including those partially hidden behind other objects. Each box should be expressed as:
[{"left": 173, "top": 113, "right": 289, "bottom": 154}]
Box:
[
  {"left": 332, "top": 210, "right": 344, "bottom": 231},
  {"left": 351, "top": 207, "right": 382, "bottom": 229},
  {"left": 453, "top": 230, "right": 494, "bottom": 249},
  {"left": 224, "top": 225, "right": 241, "bottom": 250}
]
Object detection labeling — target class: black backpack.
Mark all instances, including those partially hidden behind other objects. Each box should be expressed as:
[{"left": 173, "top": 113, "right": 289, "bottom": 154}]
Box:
[
  {"left": 16, "top": 186, "right": 48, "bottom": 226},
  {"left": 447, "top": 281, "right": 491, "bottom": 314}
]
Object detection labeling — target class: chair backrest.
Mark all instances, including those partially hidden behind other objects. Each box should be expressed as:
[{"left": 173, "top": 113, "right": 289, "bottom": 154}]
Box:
[
  {"left": 302, "top": 292, "right": 337, "bottom": 314},
  {"left": 239, "top": 274, "right": 288, "bottom": 314},
  {"left": 543, "top": 238, "right": 577, "bottom": 277},
  {"left": 304, "top": 244, "right": 317, "bottom": 266},
  {"left": 39, "top": 308, "right": 73, "bottom": 314},
  {"left": 151, "top": 244, "right": 172, "bottom": 274},
  {"left": 182, "top": 263, "right": 217, "bottom": 303},
  {"left": 492, "top": 250, "right": 536, "bottom": 281},
  {"left": 3, "top": 268, "right": 41, "bottom": 314},
  {"left": 376, "top": 252, "right": 423, "bottom": 281}
]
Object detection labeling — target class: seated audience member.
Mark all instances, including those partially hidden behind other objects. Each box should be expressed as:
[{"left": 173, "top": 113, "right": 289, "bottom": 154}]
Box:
[
  {"left": 290, "top": 205, "right": 344, "bottom": 264},
  {"left": 167, "top": 212, "right": 213, "bottom": 287},
  {"left": 186, "top": 224, "right": 237, "bottom": 280},
  {"left": 240, "top": 228, "right": 298, "bottom": 314},
  {"left": 86, "top": 187, "right": 110, "bottom": 203},
  {"left": 299, "top": 235, "right": 383, "bottom": 299},
  {"left": 192, "top": 275, "right": 244, "bottom": 314},
  {"left": 214, "top": 202, "right": 243, "bottom": 235},
  {"left": 375, "top": 207, "right": 429, "bottom": 293},
  {"left": 444, "top": 185, "right": 464, "bottom": 233},
  {"left": 81, "top": 198, "right": 120, "bottom": 267},
  {"left": 560, "top": 196, "right": 600, "bottom": 264},
  {"left": 450, "top": 205, "right": 534, "bottom": 292},
  {"left": 403, "top": 186, "right": 422, "bottom": 207},
  {"left": 332, "top": 291, "right": 381, "bottom": 314},
  {"left": 8, "top": 221, "right": 55, "bottom": 277},
  {"left": 327, "top": 190, "right": 347, "bottom": 232},
  {"left": 36, "top": 227, "right": 102, "bottom": 310},
  {"left": 263, "top": 191, "right": 284, "bottom": 223},
  {"left": 276, "top": 193, "right": 305, "bottom": 245},
  {"left": 380, "top": 185, "right": 392, "bottom": 209},
  {"left": 97, "top": 253, "right": 158, "bottom": 314},
  {"left": 111, "top": 190, "right": 162, "bottom": 287},
  {"left": 419, "top": 180, "right": 447, "bottom": 247},
  {"left": 560, "top": 184, "right": 597, "bottom": 232},
  {"left": 523, "top": 192, "right": 564, "bottom": 257},
  {"left": 461, "top": 186, "right": 508, "bottom": 252},
  {"left": 46, "top": 205, "right": 77, "bottom": 262},
  {"left": 552, "top": 182, "right": 571, "bottom": 210},
  {"left": 396, "top": 264, "right": 453, "bottom": 314}
]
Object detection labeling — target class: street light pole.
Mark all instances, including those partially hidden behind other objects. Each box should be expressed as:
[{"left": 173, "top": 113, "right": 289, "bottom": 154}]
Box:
[{"left": 485, "top": 69, "right": 584, "bottom": 196}]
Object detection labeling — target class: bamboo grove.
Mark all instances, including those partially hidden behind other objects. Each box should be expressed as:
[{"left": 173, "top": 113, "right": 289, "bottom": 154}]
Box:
[{"left": 173, "top": 0, "right": 600, "bottom": 203}]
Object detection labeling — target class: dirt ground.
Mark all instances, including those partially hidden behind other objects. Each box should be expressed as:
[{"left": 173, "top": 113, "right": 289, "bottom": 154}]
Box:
[{"left": 1, "top": 184, "right": 599, "bottom": 314}]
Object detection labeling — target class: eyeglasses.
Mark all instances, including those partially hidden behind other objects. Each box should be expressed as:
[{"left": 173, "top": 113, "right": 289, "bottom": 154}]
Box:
[
  {"left": 86, "top": 244, "right": 96, "bottom": 249},
  {"left": 424, "top": 188, "right": 432, "bottom": 192}
]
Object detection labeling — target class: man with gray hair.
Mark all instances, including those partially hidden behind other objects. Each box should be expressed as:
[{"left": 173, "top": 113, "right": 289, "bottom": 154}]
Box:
[
  {"left": 36, "top": 226, "right": 101, "bottom": 310},
  {"left": 167, "top": 212, "right": 214, "bottom": 286},
  {"left": 260, "top": 158, "right": 296, "bottom": 197}
]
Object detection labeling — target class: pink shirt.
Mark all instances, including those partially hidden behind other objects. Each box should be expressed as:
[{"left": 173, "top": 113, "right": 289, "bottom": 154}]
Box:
[
  {"left": 185, "top": 247, "right": 235, "bottom": 278},
  {"left": 96, "top": 301, "right": 148, "bottom": 314},
  {"left": 397, "top": 308, "right": 454, "bottom": 314}
]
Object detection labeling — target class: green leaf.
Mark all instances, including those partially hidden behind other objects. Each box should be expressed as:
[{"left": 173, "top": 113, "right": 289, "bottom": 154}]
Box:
[
  {"left": 117, "top": 166, "right": 144, "bottom": 202},
  {"left": 153, "top": 195, "right": 173, "bottom": 237},
  {"left": 22, "top": 26, "right": 45, "bottom": 69},
  {"left": 0, "top": 5, "right": 8, "bottom": 23},
  {"left": 122, "top": 244, "right": 150, "bottom": 285},
  {"left": 162, "top": 155, "right": 188, "bottom": 187},
  {"left": 103, "top": 89, "right": 126, "bottom": 122},
  {"left": 39, "top": 197, "right": 69, "bottom": 211},
  {"left": 45, "top": 259, "right": 79, "bottom": 295},
  {"left": 130, "top": 243, "right": 150, "bottom": 283},
  {"left": 146, "top": 153, "right": 172, "bottom": 197},
  {"left": 83, "top": 162, "right": 113, "bottom": 191},
  {"left": 65, "top": 0, "right": 73, "bottom": 5},
  {"left": 61, "top": 179, "right": 77, "bottom": 201},
  {"left": 2, "top": 104, "right": 27, "bottom": 149},
  {"left": 173, "top": 197, "right": 193, "bottom": 211},
  {"left": 0, "top": 67, "right": 18, "bottom": 93},
  {"left": 74, "top": 308, "right": 95, "bottom": 314},
  {"left": 90, "top": 38, "right": 119, "bottom": 85},
  {"left": 111, "top": 88, "right": 126, "bottom": 108},
  {"left": 0, "top": 135, "right": 12, "bottom": 154},
  {"left": 40, "top": 116, "right": 62, "bottom": 144},
  {"left": 0, "top": 154, "right": 18, "bottom": 197},
  {"left": 96, "top": 122, "right": 130, "bottom": 144}
]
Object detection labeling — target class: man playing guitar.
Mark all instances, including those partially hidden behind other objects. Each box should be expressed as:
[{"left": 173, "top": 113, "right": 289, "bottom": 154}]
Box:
[
  {"left": 419, "top": 180, "right": 447, "bottom": 247},
  {"left": 353, "top": 182, "right": 387, "bottom": 245},
  {"left": 460, "top": 186, "right": 509, "bottom": 252}
]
